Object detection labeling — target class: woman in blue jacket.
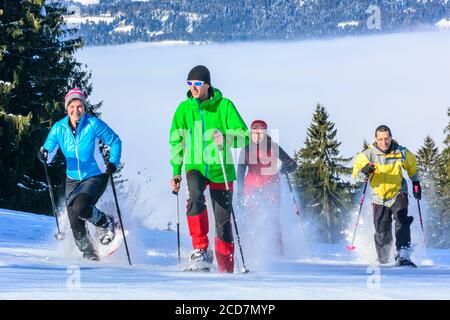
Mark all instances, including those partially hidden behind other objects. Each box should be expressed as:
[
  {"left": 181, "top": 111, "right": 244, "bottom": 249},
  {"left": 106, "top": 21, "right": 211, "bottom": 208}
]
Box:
[{"left": 38, "top": 88, "right": 122, "bottom": 261}]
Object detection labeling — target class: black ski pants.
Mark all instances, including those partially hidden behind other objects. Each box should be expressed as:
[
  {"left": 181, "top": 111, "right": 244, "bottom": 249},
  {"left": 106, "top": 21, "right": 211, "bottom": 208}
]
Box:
[
  {"left": 65, "top": 174, "right": 109, "bottom": 240},
  {"left": 373, "top": 193, "right": 413, "bottom": 263}
]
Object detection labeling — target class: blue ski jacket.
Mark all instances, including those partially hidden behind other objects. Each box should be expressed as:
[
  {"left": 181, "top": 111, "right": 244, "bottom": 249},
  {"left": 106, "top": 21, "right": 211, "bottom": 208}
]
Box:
[{"left": 43, "top": 114, "right": 122, "bottom": 181}]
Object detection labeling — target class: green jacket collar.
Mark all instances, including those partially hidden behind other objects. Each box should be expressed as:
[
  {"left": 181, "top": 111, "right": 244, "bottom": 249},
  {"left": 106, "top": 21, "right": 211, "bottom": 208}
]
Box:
[{"left": 186, "top": 87, "right": 223, "bottom": 110}]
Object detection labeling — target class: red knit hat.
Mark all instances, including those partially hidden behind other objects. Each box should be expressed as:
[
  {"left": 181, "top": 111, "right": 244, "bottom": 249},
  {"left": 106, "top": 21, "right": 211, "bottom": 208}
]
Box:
[{"left": 251, "top": 120, "right": 268, "bottom": 129}]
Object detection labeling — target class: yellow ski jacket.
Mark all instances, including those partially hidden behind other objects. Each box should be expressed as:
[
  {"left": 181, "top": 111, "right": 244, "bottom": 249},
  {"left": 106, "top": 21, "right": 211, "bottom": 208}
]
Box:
[{"left": 352, "top": 140, "right": 419, "bottom": 207}]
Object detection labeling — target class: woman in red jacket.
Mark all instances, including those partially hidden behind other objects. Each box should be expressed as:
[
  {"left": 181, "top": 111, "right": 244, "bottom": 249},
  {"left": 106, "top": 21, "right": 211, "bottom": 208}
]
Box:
[{"left": 237, "top": 120, "right": 297, "bottom": 256}]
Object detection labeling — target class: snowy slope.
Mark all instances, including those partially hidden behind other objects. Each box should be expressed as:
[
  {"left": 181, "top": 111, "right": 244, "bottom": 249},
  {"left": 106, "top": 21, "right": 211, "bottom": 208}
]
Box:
[{"left": 1, "top": 208, "right": 450, "bottom": 300}]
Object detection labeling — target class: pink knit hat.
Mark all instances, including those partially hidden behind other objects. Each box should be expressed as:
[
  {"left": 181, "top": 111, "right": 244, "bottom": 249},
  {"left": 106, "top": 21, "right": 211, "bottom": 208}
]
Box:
[{"left": 64, "top": 88, "right": 87, "bottom": 110}]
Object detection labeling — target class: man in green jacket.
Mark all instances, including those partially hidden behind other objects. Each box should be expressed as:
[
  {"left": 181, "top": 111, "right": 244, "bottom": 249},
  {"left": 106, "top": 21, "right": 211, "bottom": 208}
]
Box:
[{"left": 169, "top": 65, "right": 249, "bottom": 272}]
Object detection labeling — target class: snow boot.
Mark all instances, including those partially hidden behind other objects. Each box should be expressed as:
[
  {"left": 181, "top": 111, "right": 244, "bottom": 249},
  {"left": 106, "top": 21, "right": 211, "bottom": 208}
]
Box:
[
  {"left": 395, "top": 246, "right": 417, "bottom": 268},
  {"left": 74, "top": 234, "right": 99, "bottom": 261},
  {"left": 96, "top": 214, "right": 115, "bottom": 245},
  {"left": 186, "top": 249, "right": 213, "bottom": 272}
]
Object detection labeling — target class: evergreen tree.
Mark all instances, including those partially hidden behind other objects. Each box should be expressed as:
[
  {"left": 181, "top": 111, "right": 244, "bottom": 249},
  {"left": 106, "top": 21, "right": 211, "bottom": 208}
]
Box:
[
  {"left": 362, "top": 139, "right": 369, "bottom": 151},
  {"left": 431, "top": 117, "right": 450, "bottom": 248},
  {"left": 0, "top": 0, "right": 92, "bottom": 213},
  {"left": 416, "top": 135, "right": 441, "bottom": 247},
  {"left": 293, "top": 104, "right": 355, "bottom": 243},
  {"left": 417, "top": 135, "right": 439, "bottom": 191}
]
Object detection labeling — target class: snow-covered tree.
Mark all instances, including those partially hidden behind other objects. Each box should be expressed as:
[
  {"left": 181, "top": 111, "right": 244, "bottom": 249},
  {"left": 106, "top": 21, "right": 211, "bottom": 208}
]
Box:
[
  {"left": 417, "top": 135, "right": 439, "bottom": 191},
  {"left": 0, "top": 0, "right": 92, "bottom": 213},
  {"left": 292, "top": 103, "right": 355, "bottom": 243},
  {"left": 416, "top": 135, "right": 442, "bottom": 247},
  {"left": 430, "top": 118, "right": 450, "bottom": 248}
]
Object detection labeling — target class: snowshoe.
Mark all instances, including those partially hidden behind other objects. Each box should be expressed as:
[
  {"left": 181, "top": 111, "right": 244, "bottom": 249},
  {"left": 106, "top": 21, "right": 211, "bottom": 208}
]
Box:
[
  {"left": 183, "top": 266, "right": 211, "bottom": 272},
  {"left": 96, "top": 221, "right": 128, "bottom": 258},
  {"left": 395, "top": 246, "right": 417, "bottom": 268},
  {"left": 184, "top": 249, "right": 213, "bottom": 272},
  {"left": 96, "top": 214, "right": 115, "bottom": 245},
  {"left": 395, "top": 258, "right": 417, "bottom": 268},
  {"left": 83, "top": 249, "right": 100, "bottom": 261},
  {"left": 74, "top": 234, "right": 99, "bottom": 261}
]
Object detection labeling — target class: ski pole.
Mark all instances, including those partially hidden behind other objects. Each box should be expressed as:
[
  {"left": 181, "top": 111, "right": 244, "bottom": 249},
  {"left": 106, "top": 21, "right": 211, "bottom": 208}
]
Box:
[
  {"left": 346, "top": 178, "right": 369, "bottom": 251},
  {"left": 42, "top": 159, "right": 64, "bottom": 240},
  {"left": 109, "top": 174, "right": 132, "bottom": 266},
  {"left": 172, "top": 178, "right": 181, "bottom": 264},
  {"left": 285, "top": 173, "right": 313, "bottom": 260},
  {"left": 215, "top": 133, "right": 249, "bottom": 273},
  {"left": 416, "top": 198, "right": 427, "bottom": 255}
]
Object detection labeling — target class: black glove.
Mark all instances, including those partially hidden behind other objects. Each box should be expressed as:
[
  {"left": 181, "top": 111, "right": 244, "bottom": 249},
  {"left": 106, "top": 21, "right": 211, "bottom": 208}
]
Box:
[
  {"left": 106, "top": 162, "right": 117, "bottom": 175},
  {"left": 172, "top": 175, "right": 182, "bottom": 195},
  {"left": 413, "top": 181, "right": 421, "bottom": 200},
  {"left": 361, "top": 162, "right": 375, "bottom": 176},
  {"left": 280, "top": 159, "right": 297, "bottom": 175},
  {"left": 37, "top": 147, "right": 48, "bottom": 163}
]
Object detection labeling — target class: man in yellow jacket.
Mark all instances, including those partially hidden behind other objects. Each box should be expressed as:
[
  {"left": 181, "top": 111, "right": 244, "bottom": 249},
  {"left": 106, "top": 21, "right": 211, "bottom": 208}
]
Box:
[{"left": 352, "top": 125, "right": 421, "bottom": 267}]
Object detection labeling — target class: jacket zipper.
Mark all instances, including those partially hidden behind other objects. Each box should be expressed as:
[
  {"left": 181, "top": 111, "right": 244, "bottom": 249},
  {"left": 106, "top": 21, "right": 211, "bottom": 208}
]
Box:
[
  {"left": 75, "top": 135, "right": 81, "bottom": 180},
  {"left": 382, "top": 153, "right": 387, "bottom": 206},
  {"left": 68, "top": 119, "right": 82, "bottom": 180},
  {"left": 199, "top": 108, "right": 208, "bottom": 179}
]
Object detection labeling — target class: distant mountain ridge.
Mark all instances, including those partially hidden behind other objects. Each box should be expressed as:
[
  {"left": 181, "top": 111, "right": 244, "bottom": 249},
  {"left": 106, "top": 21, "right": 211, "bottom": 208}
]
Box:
[{"left": 65, "top": 0, "right": 450, "bottom": 45}]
